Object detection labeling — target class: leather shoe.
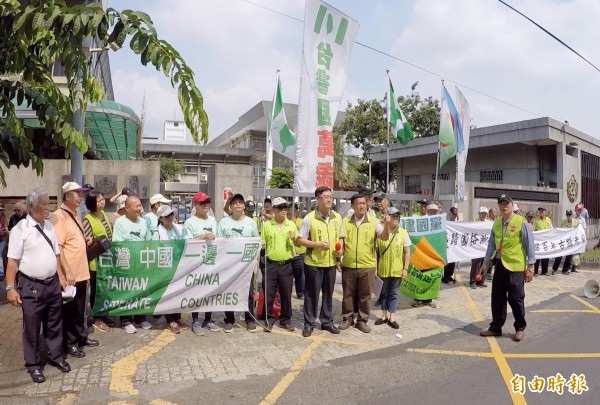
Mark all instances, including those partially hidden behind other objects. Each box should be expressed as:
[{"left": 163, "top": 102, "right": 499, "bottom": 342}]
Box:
[
  {"left": 321, "top": 324, "right": 341, "bottom": 334},
  {"left": 480, "top": 329, "right": 502, "bottom": 337},
  {"left": 80, "top": 338, "right": 99, "bottom": 347},
  {"left": 277, "top": 323, "right": 295, "bottom": 332},
  {"left": 29, "top": 369, "right": 46, "bottom": 383},
  {"left": 338, "top": 318, "right": 354, "bottom": 330},
  {"left": 514, "top": 330, "right": 524, "bottom": 342},
  {"left": 302, "top": 327, "right": 313, "bottom": 338},
  {"left": 66, "top": 346, "right": 86, "bottom": 358},
  {"left": 354, "top": 322, "right": 371, "bottom": 333},
  {"left": 49, "top": 360, "right": 71, "bottom": 373}
]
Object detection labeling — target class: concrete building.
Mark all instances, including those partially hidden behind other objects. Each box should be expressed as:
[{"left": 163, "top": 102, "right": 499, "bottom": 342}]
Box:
[{"left": 370, "top": 117, "right": 600, "bottom": 226}]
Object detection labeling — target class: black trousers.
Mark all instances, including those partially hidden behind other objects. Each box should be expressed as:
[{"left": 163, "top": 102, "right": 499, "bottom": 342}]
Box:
[
  {"left": 225, "top": 273, "right": 256, "bottom": 324},
  {"left": 303, "top": 265, "right": 336, "bottom": 329},
  {"left": 489, "top": 261, "right": 526, "bottom": 333},
  {"left": 264, "top": 261, "right": 294, "bottom": 325},
  {"left": 292, "top": 254, "right": 305, "bottom": 297},
  {"left": 534, "top": 258, "right": 549, "bottom": 275},
  {"left": 470, "top": 258, "right": 484, "bottom": 284},
  {"left": 18, "top": 274, "right": 64, "bottom": 371},
  {"left": 63, "top": 280, "right": 89, "bottom": 349},
  {"left": 443, "top": 262, "right": 456, "bottom": 281},
  {"left": 552, "top": 255, "right": 573, "bottom": 273}
]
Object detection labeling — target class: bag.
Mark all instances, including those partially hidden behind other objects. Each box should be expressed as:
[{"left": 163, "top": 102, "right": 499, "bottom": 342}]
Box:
[{"left": 86, "top": 235, "right": 111, "bottom": 261}]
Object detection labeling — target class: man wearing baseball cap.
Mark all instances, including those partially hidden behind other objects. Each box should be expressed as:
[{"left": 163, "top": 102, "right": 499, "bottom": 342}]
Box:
[
  {"left": 216, "top": 193, "right": 259, "bottom": 333},
  {"left": 145, "top": 194, "right": 172, "bottom": 240},
  {"left": 50, "top": 182, "right": 97, "bottom": 357},
  {"left": 182, "top": 192, "right": 220, "bottom": 334},
  {"left": 551, "top": 209, "right": 579, "bottom": 275},
  {"left": 533, "top": 206, "right": 553, "bottom": 276},
  {"left": 261, "top": 197, "right": 297, "bottom": 332},
  {"left": 416, "top": 199, "right": 428, "bottom": 216},
  {"left": 480, "top": 193, "right": 535, "bottom": 342}
]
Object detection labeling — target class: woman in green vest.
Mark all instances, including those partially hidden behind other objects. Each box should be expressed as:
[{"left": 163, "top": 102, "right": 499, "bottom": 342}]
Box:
[{"left": 83, "top": 190, "right": 113, "bottom": 332}]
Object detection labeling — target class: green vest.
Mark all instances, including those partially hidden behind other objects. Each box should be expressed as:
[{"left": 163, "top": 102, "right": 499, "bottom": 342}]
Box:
[
  {"left": 341, "top": 215, "right": 376, "bottom": 269},
  {"left": 560, "top": 219, "right": 578, "bottom": 228},
  {"left": 83, "top": 211, "right": 112, "bottom": 271},
  {"left": 304, "top": 210, "right": 342, "bottom": 268},
  {"left": 492, "top": 215, "right": 526, "bottom": 272},
  {"left": 534, "top": 216, "right": 552, "bottom": 230},
  {"left": 294, "top": 217, "right": 306, "bottom": 255}
]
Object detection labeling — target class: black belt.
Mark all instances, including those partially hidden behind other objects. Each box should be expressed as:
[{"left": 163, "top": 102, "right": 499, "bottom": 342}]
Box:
[
  {"left": 267, "top": 258, "right": 293, "bottom": 265},
  {"left": 18, "top": 272, "right": 57, "bottom": 285}
]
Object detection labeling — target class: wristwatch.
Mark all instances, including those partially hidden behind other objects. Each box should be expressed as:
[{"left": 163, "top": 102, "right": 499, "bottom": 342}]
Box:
[{"left": 5, "top": 285, "right": 15, "bottom": 292}]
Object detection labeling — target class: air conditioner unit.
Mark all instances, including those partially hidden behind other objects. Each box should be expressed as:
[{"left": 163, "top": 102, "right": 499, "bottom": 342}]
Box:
[{"left": 200, "top": 174, "right": 208, "bottom": 183}]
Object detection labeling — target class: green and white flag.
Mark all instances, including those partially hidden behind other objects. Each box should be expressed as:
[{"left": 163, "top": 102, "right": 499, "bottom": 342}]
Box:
[
  {"left": 388, "top": 78, "right": 414, "bottom": 145},
  {"left": 269, "top": 76, "right": 296, "bottom": 161},
  {"left": 92, "top": 238, "right": 260, "bottom": 316}
]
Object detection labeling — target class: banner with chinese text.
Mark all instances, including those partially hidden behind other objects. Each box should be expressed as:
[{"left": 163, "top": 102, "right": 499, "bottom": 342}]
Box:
[
  {"left": 295, "top": 0, "right": 359, "bottom": 192},
  {"left": 92, "top": 238, "right": 260, "bottom": 316},
  {"left": 399, "top": 215, "right": 447, "bottom": 300},
  {"left": 446, "top": 222, "right": 586, "bottom": 263}
]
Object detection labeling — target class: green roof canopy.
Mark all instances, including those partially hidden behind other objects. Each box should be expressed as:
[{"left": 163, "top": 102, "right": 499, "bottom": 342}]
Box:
[{"left": 85, "top": 99, "right": 140, "bottom": 160}]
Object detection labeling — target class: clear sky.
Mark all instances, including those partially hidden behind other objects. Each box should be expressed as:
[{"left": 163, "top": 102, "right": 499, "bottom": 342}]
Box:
[{"left": 107, "top": 0, "right": 600, "bottom": 143}]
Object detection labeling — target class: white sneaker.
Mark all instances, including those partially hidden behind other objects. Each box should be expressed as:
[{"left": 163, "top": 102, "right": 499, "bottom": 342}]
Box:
[
  {"left": 204, "top": 322, "right": 222, "bottom": 332},
  {"left": 124, "top": 323, "right": 137, "bottom": 334},
  {"left": 140, "top": 321, "right": 153, "bottom": 330}
]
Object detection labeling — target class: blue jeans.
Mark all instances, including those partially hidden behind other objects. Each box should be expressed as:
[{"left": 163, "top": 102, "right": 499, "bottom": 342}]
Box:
[{"left": 380, "top": 277, "right": 401, "bottom": 313}]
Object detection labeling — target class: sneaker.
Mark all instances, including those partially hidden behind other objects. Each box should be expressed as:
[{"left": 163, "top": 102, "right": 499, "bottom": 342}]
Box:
[
  {"left": 140, "top": 321, "right": 152, "bottom": 330},
  {"left": 123, "top": 323, "right": 137, "bottom": 334},
  {"left": 223, "top": 323, "right": 233, "bottom": 333},
  {"left": 477, "top": 283, "right": 488, "bottom": 288},
  {"left": 176, "top": 320, "right": 189, "bottom": 330},
  {"left": 203, "top": 322, "right": 222, "bottom": 332},
  {"left": 470, "top": 283, "right": 477, "bottom": 289},
  {"left": 168, "top": 322, "right": 181, "bottom": 334},
  {"left": 191, "top": 322, "right": 206, "bottom": 335},
  {"left": 571, "top": 268, "right": 579, "bottom": 273},
  {"left": 92, "top": 321, "right": 110, "bottom": 333},
  {"left": 246, "top": 322, "right": 257, "bottom": 333}
]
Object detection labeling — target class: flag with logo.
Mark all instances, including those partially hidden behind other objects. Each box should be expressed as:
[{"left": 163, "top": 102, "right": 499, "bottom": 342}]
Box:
[
  {"left": 295, "top": 0, "right": 359, "bottom": 192},
  {"left": 269, "top": 75, "right": 296, "bottom": 161},
  {"left": 388, "top": 78, "right": 414, "bottom": 145},
  {"left": 438, "top": 84, "right": 464, "bottom": 169}
]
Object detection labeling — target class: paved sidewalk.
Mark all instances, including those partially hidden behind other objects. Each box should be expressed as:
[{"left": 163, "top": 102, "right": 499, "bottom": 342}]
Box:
[{"left": 1, "top": 261, "right": 599, "bottom": 403}]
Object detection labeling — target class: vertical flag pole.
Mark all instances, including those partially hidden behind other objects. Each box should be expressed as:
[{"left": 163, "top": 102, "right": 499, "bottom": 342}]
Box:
[
  {"left": 434, "top": 79, "right": 444, "bottom": 201},
  {"left": 385, "top": 69, "right": 390, "bottom": 192}
]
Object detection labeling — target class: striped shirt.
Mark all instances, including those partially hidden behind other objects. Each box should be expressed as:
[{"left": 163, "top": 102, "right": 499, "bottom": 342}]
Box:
[{"left": 83, "top": 211, "right": 113, "bottom": 240}]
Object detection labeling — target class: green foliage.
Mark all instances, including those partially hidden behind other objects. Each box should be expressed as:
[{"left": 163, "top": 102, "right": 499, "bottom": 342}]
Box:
[
  {"left": 0, "top": 0, "right": 208, "bottom": 186},
  {"left": 152, "top": 156, "right": 184, "bottom": 182},
  {"left": 335, "top": 82, "right": 440, "bottom": 191},
  {"left": 268, "top": 167, "right": 294, "bottom": 189},
  {"left": 333, "top": 130, "right": 363, "bottom": 189}
]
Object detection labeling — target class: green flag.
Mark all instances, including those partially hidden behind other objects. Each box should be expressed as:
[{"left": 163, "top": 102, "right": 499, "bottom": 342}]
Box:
[
  {"left": 269, "top": 77, "right": 296, "bottom": 160},
  {"left": 388, "top": 78, "right": 414, "bottom": 145}
]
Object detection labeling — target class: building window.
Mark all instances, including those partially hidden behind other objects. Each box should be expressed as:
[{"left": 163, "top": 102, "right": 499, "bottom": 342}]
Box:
[
  {"left": 252, "top": 137, "right": 265, "bottom": 150},
  {"left": 480, "top": 170, "right": 503, "bottom": 183},
  {"left": 404, "top": 175, "right": 421, "bottom": 194},
  {"left": 184, "top": 165, "right": 198, "bottom": 174}
]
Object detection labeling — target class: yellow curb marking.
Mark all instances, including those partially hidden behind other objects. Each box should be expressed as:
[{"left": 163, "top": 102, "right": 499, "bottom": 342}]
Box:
[
  {"left": 530, "top": 309, "right": 597, "bottom": 314},
  {"left": 108, "top": 402, "right": 135, "bottom": 405},
  {"left": 570, "top": 294, "right": 600, "bottom": 314},
  {"left": 455, "top": 275, "right": 526, "bottom": 405},
  {"left": 409, "top": 348, "right": 600, "bottom": 359},
  {"left": 539, "top": 277, "right": 564, "bottom": 291},
  {"left": 259, "top": 340, "right": 320, "bottom": 405},
  {"left": 109, "top": 330, "right": 177, "bottom": 396},
  {"left": 149, "top": 400, "right": 179, "bottom": 405}
]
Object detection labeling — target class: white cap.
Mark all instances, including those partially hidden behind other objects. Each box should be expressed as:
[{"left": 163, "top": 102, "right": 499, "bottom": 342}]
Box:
[
  {"left": 426, "top": 203, "right": 439, "bottom": 211},
  {"left": 116, "top": 195, "right": 127, "bottom": 211},
  {"left": 272, "top": 197, "right": 289, "bottom": 207},
  {"left": 479, "top": 206, "right": 488, "bottom": 213},
  {"left": 157, "top": 205, "right": 175, "bottom": 218},
  {"left": 62, "top": 182, "right": 88, "bottom": 194},
  {"left": 150, "top": 194, "right": 172, "bottom": 206}
]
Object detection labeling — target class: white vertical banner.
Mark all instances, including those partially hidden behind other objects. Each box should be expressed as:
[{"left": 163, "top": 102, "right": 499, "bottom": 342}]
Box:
[
  {"left": 295, "top": 0, "right": 359, "bottom": 193},
  {"left": 455, "top": 87, "right": 470, "bottom": 202}
]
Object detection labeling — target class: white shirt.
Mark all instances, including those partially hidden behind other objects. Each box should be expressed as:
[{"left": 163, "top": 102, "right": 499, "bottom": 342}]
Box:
[{"left": 8, "top": 215, "right": 60, "bottom": 279}]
